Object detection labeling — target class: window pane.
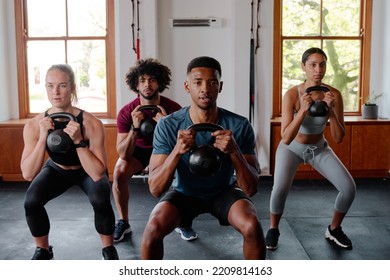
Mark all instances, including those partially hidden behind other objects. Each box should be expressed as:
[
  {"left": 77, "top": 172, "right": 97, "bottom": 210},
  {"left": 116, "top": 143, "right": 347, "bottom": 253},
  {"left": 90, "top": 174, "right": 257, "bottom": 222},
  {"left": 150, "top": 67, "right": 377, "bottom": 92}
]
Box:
[
  {"left": 322, "top": 0, "right": 360, "bottom": 36},
  {"left": 283, "top": 0, "right": 321, "bottom": 36},
  {"left": 68, "top": 0, "right": 106, "bottom": 36},
  {"left": 321, "top": 40, "right": 360, "bottom": 111},
  {"left": 27, "top": 0, "right": 66, "bottom": 37},
  {"left": 27, "top": 41, "right": 66, "bottom": 113},
  {"left": 282, "top": 40, "right": 360, "bottom": 112},
  {"left": 67, "top": 40, "right": 107, "bottom": 113}
]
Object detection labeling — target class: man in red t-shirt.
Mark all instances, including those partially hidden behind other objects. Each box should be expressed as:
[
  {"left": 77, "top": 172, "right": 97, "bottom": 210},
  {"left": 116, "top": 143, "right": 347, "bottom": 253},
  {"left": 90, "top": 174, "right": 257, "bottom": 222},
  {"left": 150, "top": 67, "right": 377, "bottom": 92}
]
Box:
[{"left": 113, "top": 58, "right": 197, "bottom": 242}]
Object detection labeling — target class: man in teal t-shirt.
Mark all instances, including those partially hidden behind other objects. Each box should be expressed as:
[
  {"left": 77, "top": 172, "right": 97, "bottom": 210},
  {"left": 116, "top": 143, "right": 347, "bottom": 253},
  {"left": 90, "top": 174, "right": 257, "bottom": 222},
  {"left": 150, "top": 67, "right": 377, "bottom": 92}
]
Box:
[{"left": 141, "top": 56, "right": 266, "bottom": 260}]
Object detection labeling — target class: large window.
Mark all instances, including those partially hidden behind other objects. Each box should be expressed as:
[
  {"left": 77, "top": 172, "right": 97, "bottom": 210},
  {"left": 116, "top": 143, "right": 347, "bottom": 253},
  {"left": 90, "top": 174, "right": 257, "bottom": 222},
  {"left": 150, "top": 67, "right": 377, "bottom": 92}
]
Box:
[
  {"left": 15, "top": 0, "right": 116, "bottom": 118},
  {"left": 273, "top": 0, "right": 372, "bottom": 117}
]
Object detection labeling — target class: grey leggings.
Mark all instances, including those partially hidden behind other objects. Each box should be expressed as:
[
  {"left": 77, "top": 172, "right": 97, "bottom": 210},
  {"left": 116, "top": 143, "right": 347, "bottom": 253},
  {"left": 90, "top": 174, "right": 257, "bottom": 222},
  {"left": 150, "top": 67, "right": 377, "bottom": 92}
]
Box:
[{"left": 270, "top": 138, "right": 356, "bottom": 214}]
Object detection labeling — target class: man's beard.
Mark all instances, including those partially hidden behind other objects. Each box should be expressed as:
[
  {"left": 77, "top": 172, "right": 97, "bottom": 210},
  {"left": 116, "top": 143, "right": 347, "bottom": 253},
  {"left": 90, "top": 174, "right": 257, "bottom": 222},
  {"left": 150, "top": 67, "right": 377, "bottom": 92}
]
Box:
[{"left": 139, "top": 90, "right": 158, "bottom": 100}]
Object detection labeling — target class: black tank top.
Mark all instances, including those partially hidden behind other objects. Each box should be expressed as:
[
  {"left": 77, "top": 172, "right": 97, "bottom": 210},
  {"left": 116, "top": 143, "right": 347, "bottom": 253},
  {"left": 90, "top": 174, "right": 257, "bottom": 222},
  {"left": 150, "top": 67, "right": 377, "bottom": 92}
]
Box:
[{"left": 45, "top": 110, "right": 88, "bottom": 166}]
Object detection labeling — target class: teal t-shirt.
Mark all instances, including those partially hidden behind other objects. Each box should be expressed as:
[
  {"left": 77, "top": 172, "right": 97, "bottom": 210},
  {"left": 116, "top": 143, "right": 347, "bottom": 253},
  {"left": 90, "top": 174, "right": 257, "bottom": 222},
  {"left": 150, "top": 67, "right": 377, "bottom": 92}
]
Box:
[{"left": 153, "top": 106, "right": 256, "bottom": 200}]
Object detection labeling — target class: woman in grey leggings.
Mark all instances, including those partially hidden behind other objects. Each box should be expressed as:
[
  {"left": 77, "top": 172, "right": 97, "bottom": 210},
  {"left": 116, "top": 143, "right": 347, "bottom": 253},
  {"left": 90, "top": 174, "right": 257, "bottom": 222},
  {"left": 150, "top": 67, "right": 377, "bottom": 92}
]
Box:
[{"left": 266, "top": 47, "right": 356, "bottom": 250}]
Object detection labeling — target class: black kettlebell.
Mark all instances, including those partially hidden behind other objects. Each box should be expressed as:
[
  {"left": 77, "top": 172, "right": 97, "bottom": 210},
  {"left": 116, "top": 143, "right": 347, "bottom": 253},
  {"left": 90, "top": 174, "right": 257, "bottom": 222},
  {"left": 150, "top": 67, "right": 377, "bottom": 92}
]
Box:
[
  {"left": 138, "top": 105, "right": 162, "bottom": 138},
  {"left": 46, "top": 112, "right": 76, "bottom": 153},
  {"left": 305, "top": 85, "right": 330, "bottom": 117},
  {"left": 187, "top": 123, "right": 224, "bottom": 176}
]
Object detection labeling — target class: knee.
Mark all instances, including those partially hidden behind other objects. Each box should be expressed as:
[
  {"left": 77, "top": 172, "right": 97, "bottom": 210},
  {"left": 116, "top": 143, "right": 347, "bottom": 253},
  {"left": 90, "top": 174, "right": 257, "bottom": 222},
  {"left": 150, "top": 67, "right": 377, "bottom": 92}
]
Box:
[
  {"left": 240, "top": 216, "right": 263, "bottom": 241},
  {"left": 342, "top": 179, "right": 357, "bottom": 201},
  {"left": 24, "top": 199, "right": 34, "bottom": 213},
  {"left": 113, "top": 160, "right": 139, "bottom": 187},
  {"left": 142, "top": 219, "right": 165, "bottom": 247},
  {"left": 88, "top": 186, "right": 111, "bottom": 209},
  {"left": 144, "top": 218, "right": 164, "bottom": 240},
  {"left": 24, "top": 192, "right": 42, "bottom": 214},
  {"left": 113, "top": 164, "right": 128, "bottom": 184}
]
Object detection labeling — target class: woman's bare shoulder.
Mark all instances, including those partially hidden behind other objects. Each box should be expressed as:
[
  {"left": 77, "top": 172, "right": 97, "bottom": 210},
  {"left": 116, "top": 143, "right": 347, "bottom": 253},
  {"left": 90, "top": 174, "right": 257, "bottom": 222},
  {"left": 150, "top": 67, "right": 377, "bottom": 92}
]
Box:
[
  {"left": 24, "top": 112, "right": 45, "bottom": 128},
  {"left": 81, "top": 111, "right": 104, "bottom": 133}
]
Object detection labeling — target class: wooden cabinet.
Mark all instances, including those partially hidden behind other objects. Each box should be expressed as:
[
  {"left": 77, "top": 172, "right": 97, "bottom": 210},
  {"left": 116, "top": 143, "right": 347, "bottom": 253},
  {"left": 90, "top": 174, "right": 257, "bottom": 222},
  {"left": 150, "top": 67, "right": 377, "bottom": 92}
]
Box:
[
  {"left": 0, "top": 121, "right": 25, "bottom": 181},
  {"left": 350, "top": 124, "right": 390, "bottom": 175},
  {"left": 0, "top": 119, "right": 119, "bottom": 181},
  {"left": 270, "top": 117, "right": 390, "bottom": 179},
  {"left": 104, "top": 122, "right": 119, "bottom": 179}
]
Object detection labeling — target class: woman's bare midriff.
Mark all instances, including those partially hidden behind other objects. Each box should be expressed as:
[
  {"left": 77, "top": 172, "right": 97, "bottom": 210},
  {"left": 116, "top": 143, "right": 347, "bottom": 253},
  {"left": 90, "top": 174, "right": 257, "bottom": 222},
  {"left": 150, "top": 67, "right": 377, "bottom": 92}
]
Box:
[
  {"left": 295, "top": 132, "right": 324, "bottom": 144},
  {"left": 54, "top": 162, "right": 82, "bottom": 170}
]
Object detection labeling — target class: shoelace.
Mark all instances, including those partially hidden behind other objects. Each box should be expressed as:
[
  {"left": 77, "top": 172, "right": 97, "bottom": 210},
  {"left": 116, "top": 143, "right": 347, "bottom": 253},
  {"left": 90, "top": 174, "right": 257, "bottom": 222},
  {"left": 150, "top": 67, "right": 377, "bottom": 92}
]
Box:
[
  {"left": 116, "top": 221, "right": 128, "bottom": 233},
  {"left": 302, "top": 145, "right": 318, "bottom": 166}
]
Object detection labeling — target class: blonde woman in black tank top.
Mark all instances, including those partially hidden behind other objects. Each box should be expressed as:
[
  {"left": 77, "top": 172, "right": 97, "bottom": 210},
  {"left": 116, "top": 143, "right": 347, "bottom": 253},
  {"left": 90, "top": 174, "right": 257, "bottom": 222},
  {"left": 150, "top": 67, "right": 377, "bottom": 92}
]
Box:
[{"left": 21, "top": 64, "right": 119, "bottom": 260}]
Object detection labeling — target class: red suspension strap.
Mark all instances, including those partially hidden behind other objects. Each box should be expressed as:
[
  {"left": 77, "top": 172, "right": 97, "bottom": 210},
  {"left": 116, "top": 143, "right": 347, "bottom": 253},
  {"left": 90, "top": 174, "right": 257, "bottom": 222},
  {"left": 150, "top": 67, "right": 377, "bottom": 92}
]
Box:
[
  {"left": 131, "top": 0, "right": 141, "bottom": 60},
  {"left": 131, "top": 0, "right": 136, "bottom": 55},
  {"left": 136, "top": 0, "right": 140, "bottom": 59}
]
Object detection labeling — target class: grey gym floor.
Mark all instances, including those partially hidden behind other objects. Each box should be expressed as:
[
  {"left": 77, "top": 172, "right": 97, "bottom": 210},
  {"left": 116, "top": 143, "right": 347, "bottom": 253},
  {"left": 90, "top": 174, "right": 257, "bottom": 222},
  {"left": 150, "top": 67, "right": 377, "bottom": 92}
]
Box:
[{"left": 0, "top": 176, "right": 389, "bottom": 260}]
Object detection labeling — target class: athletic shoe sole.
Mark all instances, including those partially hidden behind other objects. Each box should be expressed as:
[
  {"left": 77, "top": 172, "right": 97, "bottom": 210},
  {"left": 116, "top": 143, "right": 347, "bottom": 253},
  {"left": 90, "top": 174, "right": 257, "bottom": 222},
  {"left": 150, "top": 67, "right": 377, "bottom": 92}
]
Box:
[
  {"left": 175, "top": 228, "right": 198, "bottom": 241},
  {"left": 266, "top": 244, "right": 278, "bottom": 250},
  {"left": 325, "top": 228, "right": 352, "bottom": 249},
  {"left": 114, "top": 227, "right": 132, "bottom": 242}
]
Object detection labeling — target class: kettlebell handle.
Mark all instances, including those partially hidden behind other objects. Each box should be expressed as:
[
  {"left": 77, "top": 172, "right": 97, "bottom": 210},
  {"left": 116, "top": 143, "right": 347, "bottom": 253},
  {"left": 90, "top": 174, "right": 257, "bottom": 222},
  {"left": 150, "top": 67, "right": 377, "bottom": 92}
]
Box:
[
  {"left": 48, "top": 112, "right": 76, "bottom": 122},
  {"left": 138, "top": 105, "right": 162, "bottom": 113},
  {"left": 305, "top": 85, "right": 329, "bottom": 94},
  {"left": 187, "top": 123, "right": 224, "bottom": 132}
]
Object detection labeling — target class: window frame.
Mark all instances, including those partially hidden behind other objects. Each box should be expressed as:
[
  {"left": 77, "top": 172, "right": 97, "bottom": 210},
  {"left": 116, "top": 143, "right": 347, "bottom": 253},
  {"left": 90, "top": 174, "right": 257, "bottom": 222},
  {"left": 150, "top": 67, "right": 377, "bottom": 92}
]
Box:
[
  {"left": 272, "top": 0, "right": 372, "bottom": 118},
  {"left": 14, "top": 0, "right": 116, "bottom": 119}
]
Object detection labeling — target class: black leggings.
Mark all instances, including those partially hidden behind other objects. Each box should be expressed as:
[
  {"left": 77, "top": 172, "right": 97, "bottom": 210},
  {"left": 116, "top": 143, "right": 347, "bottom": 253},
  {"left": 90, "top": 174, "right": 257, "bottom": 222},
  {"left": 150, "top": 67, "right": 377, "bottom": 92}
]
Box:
[{"left": 24, "top": 160, "right": 115, "bottom": 237}]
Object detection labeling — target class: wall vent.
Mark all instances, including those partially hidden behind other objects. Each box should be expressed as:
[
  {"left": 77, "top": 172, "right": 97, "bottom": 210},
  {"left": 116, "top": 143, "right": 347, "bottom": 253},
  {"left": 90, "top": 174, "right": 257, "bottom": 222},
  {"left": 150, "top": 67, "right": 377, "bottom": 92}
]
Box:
[{"left": 169, "top": 18, "right": 222, "bottom": 28}]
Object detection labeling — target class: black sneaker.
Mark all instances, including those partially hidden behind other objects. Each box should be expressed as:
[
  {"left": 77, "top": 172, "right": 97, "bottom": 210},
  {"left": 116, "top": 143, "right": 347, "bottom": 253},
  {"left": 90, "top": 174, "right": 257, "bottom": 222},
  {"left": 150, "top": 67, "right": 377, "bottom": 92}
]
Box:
[
  {"left": 102, "top": 245, "right": 119, "bottom": 260},
  {"left": 265, "top": 228, "right": 280, "bottom": 250},
  {"left": 114, "top": 219, "right": 132, "bottom": 242},
  {"left": 325, "top": 225, "right": 352, "bottom": 249},
  {"left": 31, "top": 246, "right": 54, "bottom": 260}
]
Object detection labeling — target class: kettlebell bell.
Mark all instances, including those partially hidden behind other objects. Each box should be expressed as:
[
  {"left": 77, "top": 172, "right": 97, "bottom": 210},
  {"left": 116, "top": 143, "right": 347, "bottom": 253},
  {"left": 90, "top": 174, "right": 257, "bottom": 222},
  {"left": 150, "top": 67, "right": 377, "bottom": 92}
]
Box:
[
  {"left": 138, "top": 105, "right": 162, "bottom": 139},
  {"left": 187, "top": 123, "right": 224, "bottom": 176},
  {"left": 46, "top": 112, "right": 76, "bottom": 153},
  {"left": 305, "top": 85, "right": 330, "bottom": 117}
]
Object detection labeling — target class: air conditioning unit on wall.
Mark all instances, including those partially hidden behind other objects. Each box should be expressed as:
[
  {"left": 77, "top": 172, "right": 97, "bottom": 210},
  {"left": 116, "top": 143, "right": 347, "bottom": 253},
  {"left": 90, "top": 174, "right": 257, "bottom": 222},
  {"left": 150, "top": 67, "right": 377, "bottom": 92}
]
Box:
[{"left": 169, "top": 17, "right": 222, "bottom": 28}]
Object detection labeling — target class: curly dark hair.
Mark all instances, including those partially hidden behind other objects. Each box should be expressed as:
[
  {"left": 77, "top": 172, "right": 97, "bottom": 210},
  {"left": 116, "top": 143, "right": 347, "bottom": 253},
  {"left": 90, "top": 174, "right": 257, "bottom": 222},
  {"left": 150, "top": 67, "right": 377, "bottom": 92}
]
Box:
[{"left": 125, "top": 58, "right": 172, "bottom": 94}]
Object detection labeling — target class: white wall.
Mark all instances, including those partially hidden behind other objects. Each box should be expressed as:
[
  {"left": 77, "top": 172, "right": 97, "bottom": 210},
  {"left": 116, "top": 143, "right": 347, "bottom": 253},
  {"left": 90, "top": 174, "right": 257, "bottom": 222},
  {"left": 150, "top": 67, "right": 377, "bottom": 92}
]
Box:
[
  {"left": 371, "top": 0, "right": 390, "bottom": 119},
  {"left": 1, "top": 0, "right": 389, "bottom": 175},
  {"left": 115, "top": 0, "right": 159, "bottom": 108},
  {"left": 156, "top": 0, "right": 238, "bottom": 112},
  {"left": 0, "top": 0, "right": 18, "bottom": 120}
]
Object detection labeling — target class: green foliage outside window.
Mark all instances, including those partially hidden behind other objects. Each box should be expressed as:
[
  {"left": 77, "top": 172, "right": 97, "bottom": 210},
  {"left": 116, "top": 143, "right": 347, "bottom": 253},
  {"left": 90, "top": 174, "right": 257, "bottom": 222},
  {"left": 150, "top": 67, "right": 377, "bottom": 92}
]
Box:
[{"left": 281, "top": 0, "right": 361, "bottom": 112}]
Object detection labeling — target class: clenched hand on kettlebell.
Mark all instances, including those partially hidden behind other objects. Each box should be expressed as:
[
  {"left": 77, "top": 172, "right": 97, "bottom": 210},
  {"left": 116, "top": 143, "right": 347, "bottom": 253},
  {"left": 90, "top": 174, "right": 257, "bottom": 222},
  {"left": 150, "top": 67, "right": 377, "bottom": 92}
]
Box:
[
  {"left": 46, "top": 112, "right": 76, "bottom": 153},
  {"left": 305, "top": 85, "right": 330, "bottom": 117},
  {"left": 187, "top": 123, "right": 224, "bottom": 176},
  {"left": 137, "top": 105, "right": 162, "bottom": 139}
]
